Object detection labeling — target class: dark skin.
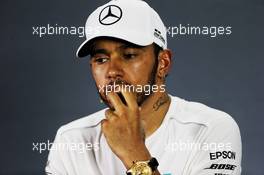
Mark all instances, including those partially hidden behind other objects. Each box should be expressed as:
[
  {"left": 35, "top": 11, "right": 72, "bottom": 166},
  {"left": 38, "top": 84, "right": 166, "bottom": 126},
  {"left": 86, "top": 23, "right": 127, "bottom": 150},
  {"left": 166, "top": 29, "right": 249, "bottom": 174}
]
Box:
[{"left": 89, "top": 38, "right": 172, "bottom": 174}]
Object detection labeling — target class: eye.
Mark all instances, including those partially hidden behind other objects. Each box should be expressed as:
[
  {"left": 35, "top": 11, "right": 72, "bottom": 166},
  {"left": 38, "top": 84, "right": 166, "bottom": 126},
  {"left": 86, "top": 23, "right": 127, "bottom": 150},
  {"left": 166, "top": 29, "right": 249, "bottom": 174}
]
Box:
[
  {"left": 92, "top": 56, "right": 109, "bottom": 64},
  {"left": 123, "top": 53, "right": 138, "bottom": 60}
]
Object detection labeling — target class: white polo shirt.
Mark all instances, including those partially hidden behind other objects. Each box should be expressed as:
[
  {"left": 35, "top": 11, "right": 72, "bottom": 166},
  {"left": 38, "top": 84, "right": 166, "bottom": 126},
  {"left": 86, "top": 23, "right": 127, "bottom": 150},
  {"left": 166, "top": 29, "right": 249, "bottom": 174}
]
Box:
[{"left": 45, "top": 95, "right": 242, "bottom": 175}]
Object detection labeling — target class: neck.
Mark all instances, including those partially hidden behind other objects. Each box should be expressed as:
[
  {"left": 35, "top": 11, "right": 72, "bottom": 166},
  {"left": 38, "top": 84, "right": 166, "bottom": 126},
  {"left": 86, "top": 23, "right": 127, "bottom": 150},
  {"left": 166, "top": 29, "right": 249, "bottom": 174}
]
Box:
[{"left": 139, "top": 91, "right": 171, "bottom": 138}]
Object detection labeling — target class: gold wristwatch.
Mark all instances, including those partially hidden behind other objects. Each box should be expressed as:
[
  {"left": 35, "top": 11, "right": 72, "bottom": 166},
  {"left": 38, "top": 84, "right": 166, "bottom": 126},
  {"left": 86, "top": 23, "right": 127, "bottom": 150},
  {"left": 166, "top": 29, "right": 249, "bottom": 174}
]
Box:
[{"left": 126, "top": 157, "right": 159, "bottom": 175}]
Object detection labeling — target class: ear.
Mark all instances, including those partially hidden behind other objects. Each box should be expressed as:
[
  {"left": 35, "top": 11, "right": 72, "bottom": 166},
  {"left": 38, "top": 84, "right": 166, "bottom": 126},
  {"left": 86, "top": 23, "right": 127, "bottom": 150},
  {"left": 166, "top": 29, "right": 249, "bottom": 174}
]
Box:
[{"left": 157, "top": 49, "right": 172, "bottom": 79}]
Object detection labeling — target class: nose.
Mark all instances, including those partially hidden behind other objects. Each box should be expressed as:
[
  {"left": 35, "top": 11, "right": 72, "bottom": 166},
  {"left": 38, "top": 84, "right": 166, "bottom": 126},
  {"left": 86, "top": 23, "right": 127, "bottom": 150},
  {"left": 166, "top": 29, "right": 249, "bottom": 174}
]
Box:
[{"left": 106, "top": 57, "right": 123, "bottom": 80}]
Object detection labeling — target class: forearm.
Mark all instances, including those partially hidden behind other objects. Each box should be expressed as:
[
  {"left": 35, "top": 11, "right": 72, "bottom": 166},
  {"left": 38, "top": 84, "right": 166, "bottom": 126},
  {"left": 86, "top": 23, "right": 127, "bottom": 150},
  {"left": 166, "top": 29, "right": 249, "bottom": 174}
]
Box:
[{"left": 121, "top": 143, "right": 151, "bottom": 168}]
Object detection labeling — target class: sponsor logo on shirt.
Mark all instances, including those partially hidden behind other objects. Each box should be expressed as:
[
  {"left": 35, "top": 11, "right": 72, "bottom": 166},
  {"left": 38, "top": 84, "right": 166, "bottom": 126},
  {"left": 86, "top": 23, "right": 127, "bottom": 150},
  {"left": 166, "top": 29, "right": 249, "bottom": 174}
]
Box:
[
  {"left": 210, "top": 151, "right": 236, "bottom": 160},
  {"left": 205, "top": 164, "right": 236, "bottom": 170}
]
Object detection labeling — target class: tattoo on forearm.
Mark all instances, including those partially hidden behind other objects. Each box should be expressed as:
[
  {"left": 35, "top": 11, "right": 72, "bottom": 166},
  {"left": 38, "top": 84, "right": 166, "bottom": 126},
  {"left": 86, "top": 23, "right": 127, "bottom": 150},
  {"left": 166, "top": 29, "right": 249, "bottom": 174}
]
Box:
[{"left": 153, "top": 94, "right": 169, "bottom": 111}]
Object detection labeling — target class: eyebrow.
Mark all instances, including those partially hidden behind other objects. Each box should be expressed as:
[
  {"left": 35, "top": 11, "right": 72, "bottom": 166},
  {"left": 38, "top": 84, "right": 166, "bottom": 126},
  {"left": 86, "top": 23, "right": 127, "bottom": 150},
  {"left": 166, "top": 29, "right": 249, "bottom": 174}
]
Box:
[
  {"left": 90, "top": 48, "right": 109, "bottom": 57},
  {"left": 119, "top": 43, "right": 144, "bottom": 50},
  {"left": 89, "top": 41, "right": 145, "bottom": 57}
]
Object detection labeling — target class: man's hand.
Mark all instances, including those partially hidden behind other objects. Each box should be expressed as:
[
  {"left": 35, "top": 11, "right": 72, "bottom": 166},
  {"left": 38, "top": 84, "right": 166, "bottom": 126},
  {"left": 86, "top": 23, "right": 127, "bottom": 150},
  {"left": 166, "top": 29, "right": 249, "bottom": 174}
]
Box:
[{"left": 101, "top": 90, "right": 151, "bottom": 169}]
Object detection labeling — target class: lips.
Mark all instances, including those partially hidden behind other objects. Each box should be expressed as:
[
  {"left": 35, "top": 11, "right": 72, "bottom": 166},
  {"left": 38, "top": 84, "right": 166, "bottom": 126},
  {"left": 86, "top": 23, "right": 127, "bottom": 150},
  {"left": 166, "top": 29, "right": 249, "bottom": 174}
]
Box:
[
  {"left": 106, "top": 79, "right": 128, "bottom": 92},
  {"left": 105, "top": 79, "right": 129, "bottom": 105},
  {"left": 105, "top": 84, "right": 123, "bottom": 93}
]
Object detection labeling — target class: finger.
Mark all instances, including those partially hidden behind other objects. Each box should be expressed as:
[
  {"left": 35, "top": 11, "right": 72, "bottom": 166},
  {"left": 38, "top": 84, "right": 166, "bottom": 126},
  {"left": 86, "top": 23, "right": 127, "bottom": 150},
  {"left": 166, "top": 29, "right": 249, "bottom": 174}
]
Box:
[
  {"left": 101, "top": 119, "right": 108, "bottom": 130},
  {"left": 105, "top": 109, "right": 118, "bottom": 120},
  {"left": 121, "top": 89, "right": 138, "bottom": 110},
  {"left": 107, "top": 92, "right": 125, "bottom": 114}
]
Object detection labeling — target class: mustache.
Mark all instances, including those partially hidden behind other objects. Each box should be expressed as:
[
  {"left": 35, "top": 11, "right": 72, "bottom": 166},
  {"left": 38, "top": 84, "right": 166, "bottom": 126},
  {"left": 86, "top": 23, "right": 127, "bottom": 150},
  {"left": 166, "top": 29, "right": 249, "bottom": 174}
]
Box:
[
  {"left": 108, "top": 79, "right": 128, "bottom": 86},
  {"left": 104, "top": 79, "right": 129, "bottom": 106},
  {"left": 105, "top": 79, "right": 130, "bottom": 91}
]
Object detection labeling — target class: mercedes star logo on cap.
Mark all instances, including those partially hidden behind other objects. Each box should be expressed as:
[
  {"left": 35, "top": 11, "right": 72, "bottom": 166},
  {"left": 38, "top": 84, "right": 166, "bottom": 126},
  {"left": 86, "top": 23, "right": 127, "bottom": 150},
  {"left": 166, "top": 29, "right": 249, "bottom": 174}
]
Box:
[{"left": 99, "top": 5, "right": 122, "bottom": 25}]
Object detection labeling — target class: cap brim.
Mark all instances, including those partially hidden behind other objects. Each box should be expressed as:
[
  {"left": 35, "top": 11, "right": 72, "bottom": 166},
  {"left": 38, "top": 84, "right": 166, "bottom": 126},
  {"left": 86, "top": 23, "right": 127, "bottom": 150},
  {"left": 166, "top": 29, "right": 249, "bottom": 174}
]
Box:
[
  {"left": 76, "top": 39, "right": 92, "bottom": 58},
  {"left": 76, "top": 32, "right": 153, "bottom": 58}
]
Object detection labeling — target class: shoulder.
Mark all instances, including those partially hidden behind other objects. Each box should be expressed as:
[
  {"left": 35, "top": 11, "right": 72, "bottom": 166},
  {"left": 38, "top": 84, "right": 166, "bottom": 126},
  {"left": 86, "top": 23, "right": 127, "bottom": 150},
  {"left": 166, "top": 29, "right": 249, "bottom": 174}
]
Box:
[
  {"left": 56, "top": 108, "right": 107, "bottom": 138},
  {"left": 170, "top": 96, "right": 243, "bottom": 174},
  {"left": 170, "top": 95, "right": 240, "bottom": 132}
]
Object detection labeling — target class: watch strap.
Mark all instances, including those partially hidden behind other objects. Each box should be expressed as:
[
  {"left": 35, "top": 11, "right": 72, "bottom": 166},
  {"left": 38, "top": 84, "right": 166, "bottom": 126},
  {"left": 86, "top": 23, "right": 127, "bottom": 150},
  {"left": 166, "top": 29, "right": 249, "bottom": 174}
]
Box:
[{"left": 148, "top": 157, "right": 159, "bottom": 171}]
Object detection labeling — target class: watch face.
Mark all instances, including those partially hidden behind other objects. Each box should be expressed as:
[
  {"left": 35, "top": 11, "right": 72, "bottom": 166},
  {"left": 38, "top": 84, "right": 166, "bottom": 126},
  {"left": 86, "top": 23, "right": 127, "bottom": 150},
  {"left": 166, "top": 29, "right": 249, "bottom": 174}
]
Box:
[{"left": 133, "top": 162, "right": 152, "bottom": 175}]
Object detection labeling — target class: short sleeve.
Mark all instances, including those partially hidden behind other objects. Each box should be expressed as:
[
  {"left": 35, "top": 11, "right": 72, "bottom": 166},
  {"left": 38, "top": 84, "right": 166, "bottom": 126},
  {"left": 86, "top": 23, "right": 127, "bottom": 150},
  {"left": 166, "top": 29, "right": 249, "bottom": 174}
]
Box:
[
  {"left": 188, "top": 116, "right": 242, "bottom": 175},
  {"left": 45, "top": 129, "right": 67, "bottom": 175}
]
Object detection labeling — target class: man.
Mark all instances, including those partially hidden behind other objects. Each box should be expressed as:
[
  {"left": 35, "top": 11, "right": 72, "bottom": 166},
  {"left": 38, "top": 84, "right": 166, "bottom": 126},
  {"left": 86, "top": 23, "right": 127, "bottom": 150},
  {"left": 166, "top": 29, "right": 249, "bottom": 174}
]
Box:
[{"left": 45, "top": 0, "right": 242, "bottom": 175}]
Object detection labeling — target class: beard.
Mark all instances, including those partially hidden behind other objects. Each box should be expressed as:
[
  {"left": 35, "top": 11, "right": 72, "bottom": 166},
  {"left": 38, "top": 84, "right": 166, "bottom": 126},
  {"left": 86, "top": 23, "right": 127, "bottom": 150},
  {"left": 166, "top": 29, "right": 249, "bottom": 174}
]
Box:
[{"left": 96, "top": 58, "right": 158, "bottom": 109}]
